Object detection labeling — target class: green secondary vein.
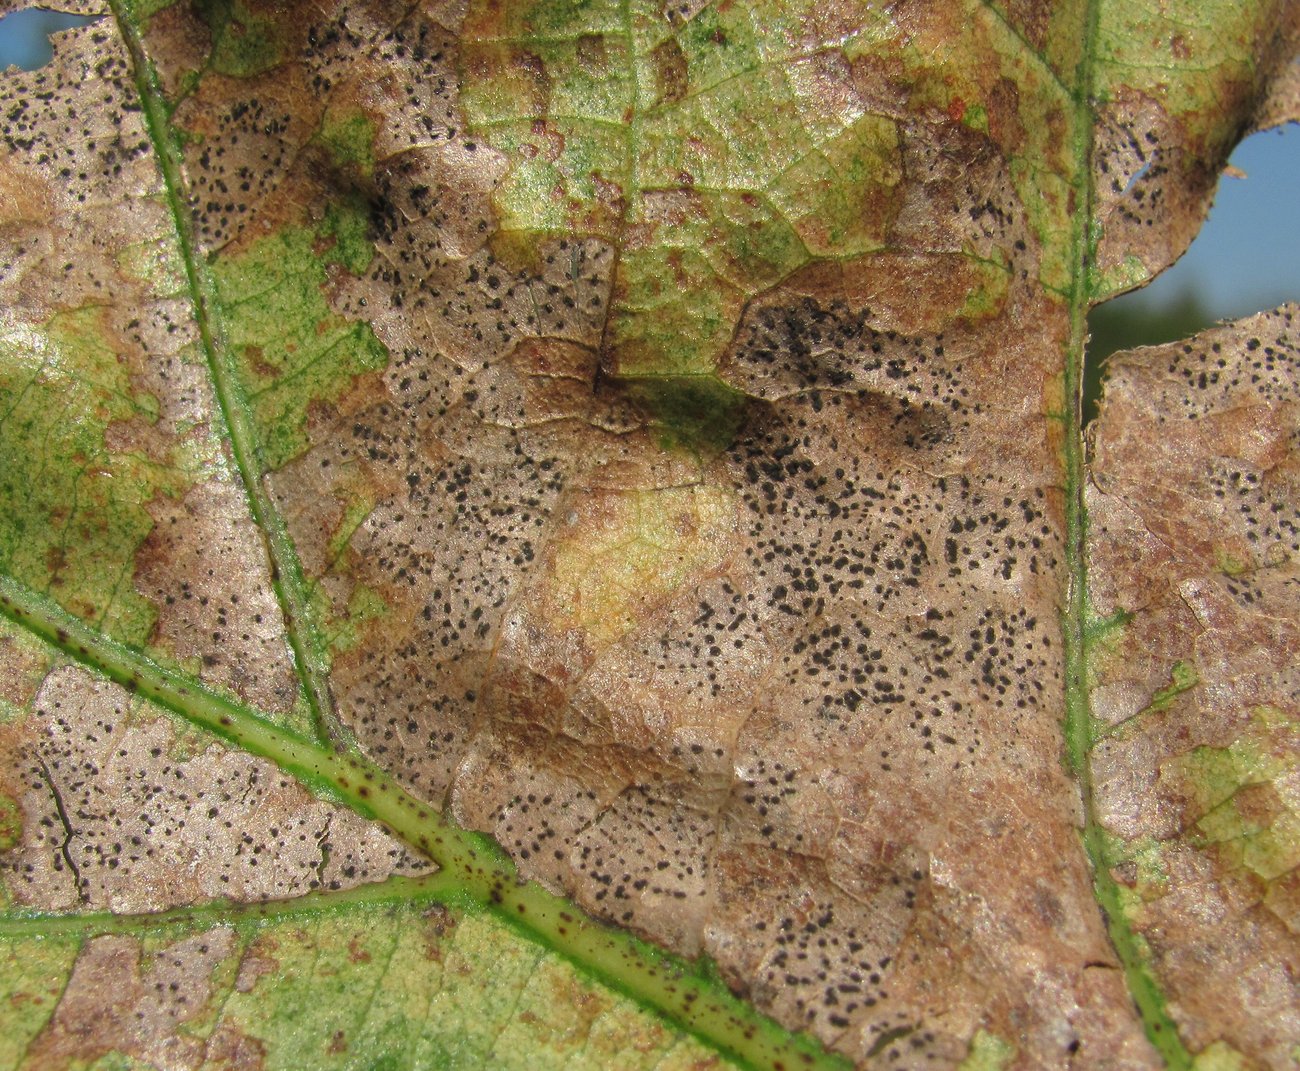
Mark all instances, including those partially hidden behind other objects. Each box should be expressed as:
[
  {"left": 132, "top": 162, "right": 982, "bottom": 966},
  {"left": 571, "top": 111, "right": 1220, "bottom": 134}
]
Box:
[
  {"left": 1061, "top": 2, "right": 1190, "bottom": 1066},
  {"left": 0, "top": 873, "right": 463, "bottom": 939},
  {"left": 0, "top": 575, "right": 848, "bottom": 1071},
  {"left": 108, "top": 0, "right": 342, "bottom": 751}
]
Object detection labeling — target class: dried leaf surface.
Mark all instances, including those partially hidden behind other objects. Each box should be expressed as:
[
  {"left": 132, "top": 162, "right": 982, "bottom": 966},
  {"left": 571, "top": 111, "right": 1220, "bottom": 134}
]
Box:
[
  {"left": 137, "top": 0, "right": 1139, "bottom": 1062},
  {"left": 1086, "top": 307, "right": 1300, "bottom": 1068},
  {"left": 0, "top": 0, "right": 1295, "bottom": 1068},
  {"left": 0, "top": 633, "right": 427, "bottom": 915}
]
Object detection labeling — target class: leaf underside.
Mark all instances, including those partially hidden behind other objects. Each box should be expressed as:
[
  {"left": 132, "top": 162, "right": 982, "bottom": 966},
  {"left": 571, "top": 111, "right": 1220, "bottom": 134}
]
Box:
[{"left": 0, "top": 1, "right": 1296, "bottom": 1069}]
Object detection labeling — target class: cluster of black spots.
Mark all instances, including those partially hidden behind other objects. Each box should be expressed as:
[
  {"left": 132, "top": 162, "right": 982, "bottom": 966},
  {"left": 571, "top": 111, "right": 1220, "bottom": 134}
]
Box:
[
  {"left": 292, "top": 373, "right": 565, "bottom": 611},
  {"left": 171, "top": 0, "right": 623, "bottom": 819},
  {"left": 180, "top": 6, "right": 464, "bottom": 251},
  {"left": 277, "top": 10, "right": 616, "bottom": 352},
  {"left": 4, "top": 12, "right": 1076, "bottom": 1065},
  {"left": 608, "top": 575, "right": 772, "bottom": 738},
  {"left": 731, "top": 758, "right": 812, "bottom": 850},
  {"left": 138, "top": 936, "right": 226, "bottom": 1009},
  {"left": 281, "top": 19, "right": 624, "bottom": 815},
  {"left": 1204, "top": 458, "right": 1300, "bottom": 556},
  {"left": 395, "top": 235, "right": 613, "bottom": 366},
  {"left": 762, "top": 605, "right": 990, "bottom": 764},
  {"left": 1221, "top": 573, "right": 1268, "bottom": 611},
  {"left": 120, "top": 6, "right": 1078, "bottom": 1061},
  {"left": 572, "top": 789, "right": 712, "bottom": 927},
  {"left": 731, "top": 298, "right": 878, "bottom": 391},
  {"left": 1112, "top": 133, "right": 1167, "bottom": 230},
  {"left": 366, "top": 181, "right": 404, "bottom": 245},
  {"left": 493, "top": 788, "right": 566, "bottom": 866},
  {"left": 1163, "top": 310, "right": 1299, "bottom": 414},
  {"left": 669, "top": 738, "right": 732, "bottom": 778},
  {"left": 0, "top": 25, "right": 157, "bottom": 328},
  {"left": 319, "top": 52, "right": 474, "bottom": 310},
  {"left": 1142, "top": 309, "right": 1299, "bottom": 556},
  {"left": 59, "top": 928, "right": 237, "bottom": 1030},
  {"left": 451, "top": 354, "right": 595, "bottom": 432},
  {"left": 0, "top": 3, "right": 290, "bottom": 734},
  {"left": 744, "top": 871, "right": 924, "bottom": 1042},
  {"left": 1093, "top": 104, "right": 1182, "bottom": 244},
  {"left": 727, "top": 390, "right": 1056, "bottom": 621},
  {"left": 349, "top": 434, "right": 559, "bottom": 602},
  {"left": 894, "top": 119, "right": 1029, "bottom": 264},
  {"left": 724, "top": 296, "right": 969, "bottom": 423},
  {"left": 964, "top": 180, "right": 1017, "bottom": 234},
  {"left": 184, "top": 94, "right": 297, "bottom": 249},
  {"left": 889, "top": 398, "right": 954, "bottom": 452},
  {"left": 0, "top": 28, "right": 149, "bottom": 209},
  {"left": 453, "top": 742, "right": 721, "bottom": 950},
  {"left": 959, "top": 603, "right": 1053, "bottom": 712},
  {"left": 864, "top": 1020, "right": 946, "bottom": 1067},
  {"left": 1084, "top": 311, "right": 1298, "bottom": 1068},
  {"left": 316, "top": 339, "right": 614, "bottom": 811},
  {"left": 731, "top": 402, "right": 907, "bottom": 533},
  {"left": 340, "top": 641, "right": 482, "bottom": 804},
  {"left": 935, "top": 478, "right": 1058, "bottom": 583},
  {"left": 135, "top": 498, "right": 300, "bottom": 715},
  {"left": 663, "top": 0, "right": 712, "bottom": 28},
  {"left": 741, "top": 604, "right": 1051, "bottom": 786},
  {"left": 303, "top": 15, "right": 359, "bottom": 78},
  {"left": 463, "top": 759, "right": 606, "bottom": 895},
  {"left": 363, "top": 16, "right": 460, "bottom": 147},
  {"left": 1096, "top": 112, "right": 1154, "bottom": 194},
  {"left": 1, "top": 675, "right": 421, "bottom": 910}
]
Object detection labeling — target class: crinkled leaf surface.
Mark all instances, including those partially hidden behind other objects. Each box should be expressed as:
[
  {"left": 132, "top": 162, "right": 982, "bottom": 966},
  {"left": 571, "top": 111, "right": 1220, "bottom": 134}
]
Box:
[
  {"left": 0, "top": 0, "right": 1296, "bottom": 1068},
  {"left": 1086, "top": 308, "right": 1300, "bottom": 1068}
]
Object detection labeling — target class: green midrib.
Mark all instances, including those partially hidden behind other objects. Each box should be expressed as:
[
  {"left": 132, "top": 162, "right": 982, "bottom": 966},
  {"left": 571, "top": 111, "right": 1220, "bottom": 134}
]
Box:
[
  {"left": 1060, "top": 2, "right": 1190, "bottom": 1065},
  {"left": 108, "top": 0, "right": 342, "bottom": 750}
]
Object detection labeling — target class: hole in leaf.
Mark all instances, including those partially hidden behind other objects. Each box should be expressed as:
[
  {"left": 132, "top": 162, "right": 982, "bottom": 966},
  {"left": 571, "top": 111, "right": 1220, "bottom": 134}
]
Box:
[
  {"left": 0, "top": 7, "right": 100, "bottom": 73},
  {"left": 1083, "top": 122, "right": 1300, "bottom": 425},
  {"left": 1121, "top": 158, "right": 1153, "bottom": 197}
]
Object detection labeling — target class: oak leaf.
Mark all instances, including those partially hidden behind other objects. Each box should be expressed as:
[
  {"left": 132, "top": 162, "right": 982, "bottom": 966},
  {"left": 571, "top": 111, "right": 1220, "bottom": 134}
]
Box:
[{"left": 0, "top": 1, "right": 1296, "bottom": 1069}]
